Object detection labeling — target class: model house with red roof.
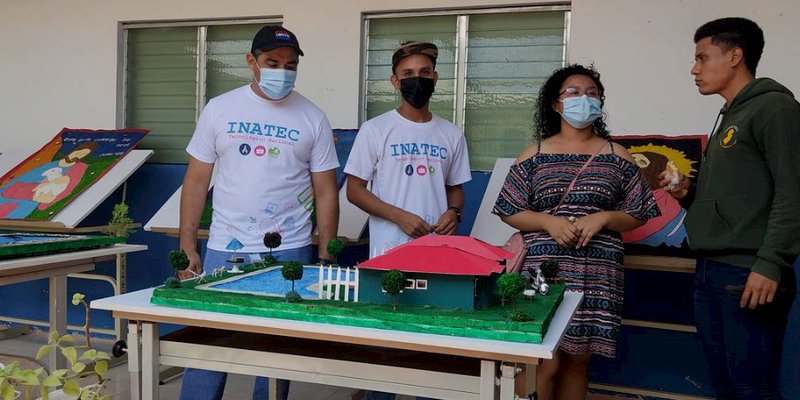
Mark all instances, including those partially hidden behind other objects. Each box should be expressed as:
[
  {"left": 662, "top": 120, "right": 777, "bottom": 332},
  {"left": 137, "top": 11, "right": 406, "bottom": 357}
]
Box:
[{"left": 357, "top": 235, "right": 513, "bottom": 310}]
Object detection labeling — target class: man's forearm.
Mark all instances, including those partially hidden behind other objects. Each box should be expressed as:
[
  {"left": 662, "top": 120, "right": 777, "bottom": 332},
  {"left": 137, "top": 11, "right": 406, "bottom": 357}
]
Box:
[
  {"left": 179, "top": 182, "right": 208, "bottom": 252},
  {"left": 315, "top": 192, "right": 339, "bottom": 259},
  {"left": 445, "top": 185, "right": 464, "bottom": 210},
  {"left": 347, "top": 178, "right": 405, "bottom": 224}
]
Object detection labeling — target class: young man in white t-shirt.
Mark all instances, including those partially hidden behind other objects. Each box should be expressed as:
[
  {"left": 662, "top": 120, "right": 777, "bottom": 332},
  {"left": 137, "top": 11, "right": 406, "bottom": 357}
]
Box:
[
  {"left": 344, "top": 42, "right": 471, "bottom": 400},
  {"left": 177, "top": 25, "right": 339, "bottom": 400}
]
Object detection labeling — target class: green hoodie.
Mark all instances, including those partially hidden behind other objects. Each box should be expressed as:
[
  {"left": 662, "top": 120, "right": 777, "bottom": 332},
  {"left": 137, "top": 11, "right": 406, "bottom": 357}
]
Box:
[{"left": 684, "top": 77, "right": 800, "bottom": 283}]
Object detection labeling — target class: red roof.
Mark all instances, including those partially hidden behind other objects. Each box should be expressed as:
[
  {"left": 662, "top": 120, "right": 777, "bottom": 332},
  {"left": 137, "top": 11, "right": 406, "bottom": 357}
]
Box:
[{"left": 358, "top": 235, "right": 513, "bottom": 276}]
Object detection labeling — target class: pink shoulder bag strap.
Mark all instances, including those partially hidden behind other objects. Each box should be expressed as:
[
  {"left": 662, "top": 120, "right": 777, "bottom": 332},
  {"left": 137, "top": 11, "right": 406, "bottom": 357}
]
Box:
[{"left": 551, "top": 140, "right": 609, "bottom": 213}]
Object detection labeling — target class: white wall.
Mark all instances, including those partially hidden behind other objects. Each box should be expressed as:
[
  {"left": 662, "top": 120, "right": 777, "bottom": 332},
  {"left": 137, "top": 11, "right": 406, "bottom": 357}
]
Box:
[
  {"left": 1, "top": 0, "right": 798, "bottom": 150},
  {"left": 570, "top": 0, "right": 800, "bottom": 135}
]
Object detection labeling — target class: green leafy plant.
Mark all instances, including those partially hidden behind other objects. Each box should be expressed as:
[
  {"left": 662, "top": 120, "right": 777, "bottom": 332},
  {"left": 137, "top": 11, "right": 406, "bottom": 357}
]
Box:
[
  {"left": 168, "top": 250, "right": 189, "bottom": 279},
  {"left": 103, "top": 202, "right": 136, "bottom": 238},
  {"left": 497, "top": 273, "right": 526, "bottom": 309},
  {"left": 0, "top": 293, "right": 112, "bottom": 400},
  {"left": 381, "top": 270, "right": 406, "bottom": 311},
  {"left": 326, "top": 238, "right": 345, "bottom": 265}
]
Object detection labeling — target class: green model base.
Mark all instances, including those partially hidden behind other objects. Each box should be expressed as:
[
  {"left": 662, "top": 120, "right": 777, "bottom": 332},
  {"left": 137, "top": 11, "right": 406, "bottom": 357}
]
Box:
[
  {"left": 0, "top": 233, "right": 126, "bottom": 260},
  {"left": 151, "top": 263, "right": 565, "bottom": 344}
]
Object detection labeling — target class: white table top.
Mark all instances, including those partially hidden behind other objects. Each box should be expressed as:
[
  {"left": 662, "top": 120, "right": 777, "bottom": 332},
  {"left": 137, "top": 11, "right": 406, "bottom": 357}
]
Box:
[
  {"left": 92, "top": 287, "right": 580, "bottom": 363},
  {"left": 0, "top": 244, "right": 147, "bottom": 277}
]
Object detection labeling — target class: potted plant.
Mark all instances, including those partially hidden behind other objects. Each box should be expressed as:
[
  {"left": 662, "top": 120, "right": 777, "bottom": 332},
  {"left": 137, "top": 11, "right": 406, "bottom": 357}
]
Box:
[
  {"left": 103, "top": 202, "right": 136, "bottom": 238},
  {"left": 0, "top": 293, "right": 112, "bottom": 400}
]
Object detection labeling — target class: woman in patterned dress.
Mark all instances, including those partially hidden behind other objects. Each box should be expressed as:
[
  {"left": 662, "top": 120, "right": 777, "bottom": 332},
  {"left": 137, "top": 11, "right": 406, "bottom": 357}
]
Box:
[{"left": 493, "top": 65, "right": 659, "bottom": 400}]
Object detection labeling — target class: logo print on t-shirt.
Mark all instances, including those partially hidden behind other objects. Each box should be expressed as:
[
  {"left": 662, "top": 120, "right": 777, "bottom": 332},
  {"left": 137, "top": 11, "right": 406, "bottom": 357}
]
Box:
[
  {"left": 254, "top": 146, "right": 266, "bottom": 157},
  {"left": 268, "top": 147, "right": 281, "bottom": 158},
  {"left": 428, "top": 165, "right": 436, "bottom": 176},
  {"left": 239, "top": 144, "right": 251, "bottom": 155},
  {"left": 416, "top": 165, "right": 428, "bottom": 176},
  {"left": 404, "top": 165, "right": 414, "bottom": 176}
]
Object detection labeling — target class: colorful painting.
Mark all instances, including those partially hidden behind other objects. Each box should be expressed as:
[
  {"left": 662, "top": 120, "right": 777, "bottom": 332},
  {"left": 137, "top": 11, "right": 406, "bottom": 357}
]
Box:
[
  {"left": 0, "top": 233, "right": 125, "bottom": 260},
  {"left": 0, "top": 128, "right": 148, "bottom": 221},
  {"left": 612, "top": 134, "right": 707, "bottom": 258}
]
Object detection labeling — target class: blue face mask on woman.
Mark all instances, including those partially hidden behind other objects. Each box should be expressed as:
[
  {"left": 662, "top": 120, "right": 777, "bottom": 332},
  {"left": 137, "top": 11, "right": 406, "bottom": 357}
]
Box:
[
  {"left": 559, "top": 95, "right": 602, "bottom": 129},
  {"left": 256, "top": 68, "right": 296, "bottom": 100}
]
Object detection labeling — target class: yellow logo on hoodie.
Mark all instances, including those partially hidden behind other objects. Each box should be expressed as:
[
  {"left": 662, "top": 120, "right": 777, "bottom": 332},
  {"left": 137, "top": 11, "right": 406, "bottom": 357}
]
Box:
[{"left": 720, "top": 126, "right": 738, "bottom": 148}]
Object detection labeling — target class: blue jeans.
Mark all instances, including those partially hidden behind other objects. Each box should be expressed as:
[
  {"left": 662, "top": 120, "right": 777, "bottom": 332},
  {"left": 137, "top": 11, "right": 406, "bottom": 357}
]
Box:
[
  {"left": 693, "top": 258, "right": 795, "bottom": 400},
  {"left": 179, "top": 245, "right": 313, "bottom": 400},
  {"left": 781, "top": 264, "right": 800, "bottom": 400}
]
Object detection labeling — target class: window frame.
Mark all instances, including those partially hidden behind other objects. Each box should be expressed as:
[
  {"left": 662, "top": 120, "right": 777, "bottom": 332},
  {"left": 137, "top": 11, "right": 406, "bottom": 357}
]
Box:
[
  {"left": 116, "top": 17, "right": 282, "bottom": 161},
  {"left": 359, "top": 5, "right": 572, "bottom": 168}
]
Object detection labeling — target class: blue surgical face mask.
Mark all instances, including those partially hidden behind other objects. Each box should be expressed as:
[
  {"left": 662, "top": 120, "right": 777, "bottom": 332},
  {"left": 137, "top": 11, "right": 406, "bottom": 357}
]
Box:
[
  {"left": 559, "top": 95, "right": 602, "bottom": 129},
  {"left": 256, "top": 68, "right": 296, "bottom": 100}
]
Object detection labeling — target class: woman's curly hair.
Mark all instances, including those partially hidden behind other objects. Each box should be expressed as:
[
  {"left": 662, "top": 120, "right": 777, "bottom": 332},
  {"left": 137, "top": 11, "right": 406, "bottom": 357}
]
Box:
[{"left": 533, "top": 64, "right": 609, "bottom": 141}]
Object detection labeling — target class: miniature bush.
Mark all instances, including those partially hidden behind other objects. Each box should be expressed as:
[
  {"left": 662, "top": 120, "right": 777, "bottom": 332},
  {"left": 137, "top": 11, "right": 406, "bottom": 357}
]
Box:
[
  {"left": 164, "top": 277, "right": 181, "bottom": 289},
  {"left": 381, "top": 269, "right": 406, "bottom": 311},
  {"left": 326, "top": 238, "right": 345, "bottom": 264},
  {"left": 497, "top": 273, "right": 526, "bottom": 309},
  {"left": 511, "top": 310, "right": 534, "bottom": 322},
  {"left": 539, "top": 260, "right": 560, "bottom": 280},
  {"left": 282, "top": 261, "right": 304, "bottom": 292},
  {"left": 285, "top": 291, "right": 302, "bottom": 303}
]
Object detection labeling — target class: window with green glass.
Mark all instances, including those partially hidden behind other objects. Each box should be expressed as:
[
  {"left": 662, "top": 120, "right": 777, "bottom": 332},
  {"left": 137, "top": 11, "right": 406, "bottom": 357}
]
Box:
[
  {"left": 123, "top": 21, "right": 277, "bottom": 163},
  {"left": 363, "top": 8, "right": 568, "bottom": 171}
]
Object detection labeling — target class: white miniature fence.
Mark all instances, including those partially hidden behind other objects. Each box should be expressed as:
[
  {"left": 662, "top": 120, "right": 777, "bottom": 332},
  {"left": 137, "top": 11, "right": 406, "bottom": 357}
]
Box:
[{"left": 318, "top": 265, "right": 359, "bottom": 302}]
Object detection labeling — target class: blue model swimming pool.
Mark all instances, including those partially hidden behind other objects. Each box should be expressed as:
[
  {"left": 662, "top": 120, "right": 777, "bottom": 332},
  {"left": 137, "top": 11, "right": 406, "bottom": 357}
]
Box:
[{"left": 206, "top": 266, "right": 357, "bottom": 299}]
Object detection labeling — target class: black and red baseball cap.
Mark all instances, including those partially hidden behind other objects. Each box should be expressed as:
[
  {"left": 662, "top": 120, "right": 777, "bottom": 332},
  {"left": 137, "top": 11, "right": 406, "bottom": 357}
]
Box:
[{"left": 251, "top": 25, "right": 304, "bottom": 56}]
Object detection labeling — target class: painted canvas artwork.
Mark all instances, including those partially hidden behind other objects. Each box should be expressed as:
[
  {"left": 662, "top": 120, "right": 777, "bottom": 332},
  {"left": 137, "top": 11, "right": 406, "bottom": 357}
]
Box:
[
  {"left": 0, "top": 128, "right": 148, "bottom": 221},
  {"left": 612, "top": 134, "right": 708, "bottom": 258}
]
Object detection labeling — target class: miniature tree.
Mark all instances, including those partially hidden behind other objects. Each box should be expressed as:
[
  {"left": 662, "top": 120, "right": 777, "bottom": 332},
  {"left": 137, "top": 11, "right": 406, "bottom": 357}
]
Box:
[
  {"left": 381, "top": 269, "right": 406, "bottom": 311},
  {"left": 169, "top": 249, "right": 190, "bottom": 279},
  {"left": 104, "top": 202, "right": 136, "bottom": 238},
  {"left": 282, "top": 261, "right": 304, "bottom": 290},
  {"left": 263, "top": 232, "right": 282, "bottom": 254},
  {"left": 326, "top": 238, "right": 345, "bottom": 265},
  {"left": 263, "top": 232, "right": 282, "bottom": 264},
  {"left": 539, "top": 260, "right": 560, "bottom": 280},
  {"left": 497, "top": 273, "right": 526, "bottom": 309}
]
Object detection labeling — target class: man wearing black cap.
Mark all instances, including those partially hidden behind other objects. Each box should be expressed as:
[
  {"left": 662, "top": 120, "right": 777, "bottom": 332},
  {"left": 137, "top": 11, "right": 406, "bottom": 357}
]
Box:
[
  {"left": 178, "top": 25, "right": 339, "bottom": 400},
  {"left": 345, "top": 42, "right": 471, "bottom": 399}
]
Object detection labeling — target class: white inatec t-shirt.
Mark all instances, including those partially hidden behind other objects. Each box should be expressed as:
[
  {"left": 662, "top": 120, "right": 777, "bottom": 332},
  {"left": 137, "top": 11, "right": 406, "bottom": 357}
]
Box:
[
  {"left": 344, "top": 110, "right": 471, "bottom": 257},
  {"left": 187, "top": 85, "right": 339, "bottom": 253}
]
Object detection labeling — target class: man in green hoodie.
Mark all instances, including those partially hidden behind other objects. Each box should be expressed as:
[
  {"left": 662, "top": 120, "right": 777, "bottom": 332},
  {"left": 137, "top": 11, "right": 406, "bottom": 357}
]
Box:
[{"left": 661, "top": 17, "right": 799, "bottom": 399}]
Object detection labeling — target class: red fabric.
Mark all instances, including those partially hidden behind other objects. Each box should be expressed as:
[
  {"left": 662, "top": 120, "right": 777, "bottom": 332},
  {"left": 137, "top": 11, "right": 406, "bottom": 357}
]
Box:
[
  {"left": 359, "top": 235, "right": 512, "bottom": 276},
  {"left": 621, "top": 188, "right": 680, "bottom": 243},
  {"left": 2, "top": 181, "right": 36, "bottom": 200}
]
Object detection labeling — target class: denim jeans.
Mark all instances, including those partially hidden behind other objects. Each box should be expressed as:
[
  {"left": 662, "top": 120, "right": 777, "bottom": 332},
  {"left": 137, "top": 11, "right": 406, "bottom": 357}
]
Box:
[
  {"left": 694, "top": 257, "right": 795, "bottom": 400},
  {"left": 179, "top": 245, "right": 313, "bottom": 400},
  {"left": 780, "top": 264, "right": 800, "bottom": 400}
]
